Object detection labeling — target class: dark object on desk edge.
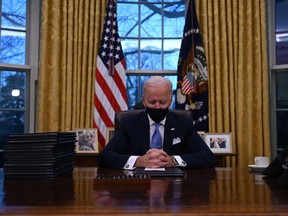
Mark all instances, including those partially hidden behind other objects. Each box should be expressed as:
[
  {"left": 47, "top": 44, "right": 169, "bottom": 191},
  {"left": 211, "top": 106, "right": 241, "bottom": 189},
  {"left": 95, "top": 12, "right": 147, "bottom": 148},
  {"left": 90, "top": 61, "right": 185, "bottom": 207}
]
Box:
[
  {"left": 94, "top": 174, "right": 151, "bottom": 191},
  {"left": 134, "top": 167, "right": 185, "bottom": 177},
  {"left": 263, "top": 144, "right": 288, "bottom": 187},
  {"left": 95, "top": 173, "right": 149, "bottom": 179}
]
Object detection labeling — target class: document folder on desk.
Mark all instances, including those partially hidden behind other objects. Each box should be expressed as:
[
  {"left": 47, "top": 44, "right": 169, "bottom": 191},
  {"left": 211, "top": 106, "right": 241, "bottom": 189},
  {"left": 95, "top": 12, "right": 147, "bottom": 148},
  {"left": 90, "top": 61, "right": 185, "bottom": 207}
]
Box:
[
  {"left": 3, "top": 132, "right": 76, "bottom": 179},
  {"left": 134, "top": 167, "right": 185, "bottom": 177}
]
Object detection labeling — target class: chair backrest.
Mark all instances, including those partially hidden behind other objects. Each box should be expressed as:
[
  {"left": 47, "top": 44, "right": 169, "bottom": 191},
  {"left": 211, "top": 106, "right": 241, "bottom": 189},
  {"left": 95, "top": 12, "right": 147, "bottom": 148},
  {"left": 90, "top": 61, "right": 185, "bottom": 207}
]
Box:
[{"left": 114, "top": 109, "right": 192, "bottom": 132}]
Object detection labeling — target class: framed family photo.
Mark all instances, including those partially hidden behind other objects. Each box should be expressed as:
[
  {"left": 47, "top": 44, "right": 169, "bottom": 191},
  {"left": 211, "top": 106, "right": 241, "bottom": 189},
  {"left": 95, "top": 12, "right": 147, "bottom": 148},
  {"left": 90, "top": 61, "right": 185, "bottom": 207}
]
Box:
[
  {"left": 76, "top": 128, "right": 98, "bottom": 153},
  {"left": 106, "top": 127, "right": 115, "bottom": 145},
  {"left": 204, "top": 133, "right": 232, "bottom": 154}
]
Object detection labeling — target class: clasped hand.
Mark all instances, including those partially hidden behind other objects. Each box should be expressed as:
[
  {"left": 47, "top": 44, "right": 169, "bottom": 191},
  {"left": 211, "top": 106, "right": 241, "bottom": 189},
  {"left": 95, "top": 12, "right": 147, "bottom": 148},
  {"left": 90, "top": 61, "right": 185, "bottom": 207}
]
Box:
[{"left": 135, "top": 148, "right": 174, "bottom": 168}]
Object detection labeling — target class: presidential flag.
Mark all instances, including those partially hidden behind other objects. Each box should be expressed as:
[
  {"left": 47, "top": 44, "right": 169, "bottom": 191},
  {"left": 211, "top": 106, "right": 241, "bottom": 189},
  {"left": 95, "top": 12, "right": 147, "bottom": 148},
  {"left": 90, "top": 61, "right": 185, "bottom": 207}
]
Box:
[
  {"left": 176, "top": 0, "right": 209, "bottom": 131},
  {"left": 94, "top": 0, "right": 128, "bottom": 150}
]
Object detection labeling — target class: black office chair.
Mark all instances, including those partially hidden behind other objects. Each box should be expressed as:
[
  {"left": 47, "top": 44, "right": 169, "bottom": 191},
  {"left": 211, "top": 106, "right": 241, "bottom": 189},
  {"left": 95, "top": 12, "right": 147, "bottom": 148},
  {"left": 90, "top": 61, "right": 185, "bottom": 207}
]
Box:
[{"left": 114, "top": 109, "right": 192, "bottom": 132}]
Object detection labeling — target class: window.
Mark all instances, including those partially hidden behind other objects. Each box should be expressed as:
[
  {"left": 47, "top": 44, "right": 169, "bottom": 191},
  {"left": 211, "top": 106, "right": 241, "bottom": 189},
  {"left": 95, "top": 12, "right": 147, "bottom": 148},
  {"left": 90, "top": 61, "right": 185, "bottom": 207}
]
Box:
[
  {"left": 0, "top": 0, "right": 40, "bottom": 163},
  {"left": 270, "top": 0, "right": 288, "bottom": 156},
  {"left": 117, "top": 0, "right": 186, "bottom": 109}
]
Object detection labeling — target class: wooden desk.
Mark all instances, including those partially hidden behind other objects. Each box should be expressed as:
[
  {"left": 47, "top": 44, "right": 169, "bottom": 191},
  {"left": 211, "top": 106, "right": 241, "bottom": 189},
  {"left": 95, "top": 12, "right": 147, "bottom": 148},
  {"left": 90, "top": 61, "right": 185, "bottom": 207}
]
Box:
[{"left": 0, "top": 167, "right": 288, "bottom": 215}]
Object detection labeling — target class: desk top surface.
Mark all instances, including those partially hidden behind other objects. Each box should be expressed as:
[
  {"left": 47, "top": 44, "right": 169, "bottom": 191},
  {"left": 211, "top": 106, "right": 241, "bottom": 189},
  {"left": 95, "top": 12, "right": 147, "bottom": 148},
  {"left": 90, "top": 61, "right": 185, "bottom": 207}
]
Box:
[{"left": 0, "top": 167, "right": 287, "bottom": 215}]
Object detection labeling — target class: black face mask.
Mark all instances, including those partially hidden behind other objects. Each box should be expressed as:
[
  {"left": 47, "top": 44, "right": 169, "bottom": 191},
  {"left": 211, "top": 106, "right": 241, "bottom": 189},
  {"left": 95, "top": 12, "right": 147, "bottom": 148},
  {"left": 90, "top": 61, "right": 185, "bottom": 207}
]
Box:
[{"left": 146, "top": 107, "right": 169, "bottom": 123}]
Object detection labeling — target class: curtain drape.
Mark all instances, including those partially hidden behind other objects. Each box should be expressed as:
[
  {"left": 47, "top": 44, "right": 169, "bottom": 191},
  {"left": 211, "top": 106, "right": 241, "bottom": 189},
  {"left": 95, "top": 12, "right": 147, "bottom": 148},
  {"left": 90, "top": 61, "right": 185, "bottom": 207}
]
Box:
[
  {"left": 37, "top": 0, "right": 270, "bottom": 168},
  {"left": 37, "top": 0, "right": 106, "bottom": 131},
  {"left": 197, "top": 0, "right": 270, "bottom": 167}
]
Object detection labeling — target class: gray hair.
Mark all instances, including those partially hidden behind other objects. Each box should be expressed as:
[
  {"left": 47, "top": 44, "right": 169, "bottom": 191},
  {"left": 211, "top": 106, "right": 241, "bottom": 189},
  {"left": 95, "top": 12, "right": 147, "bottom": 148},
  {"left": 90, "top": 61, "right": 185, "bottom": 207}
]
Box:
[{"left": 142, "top": 76, "right": 173, "bottom": 96}]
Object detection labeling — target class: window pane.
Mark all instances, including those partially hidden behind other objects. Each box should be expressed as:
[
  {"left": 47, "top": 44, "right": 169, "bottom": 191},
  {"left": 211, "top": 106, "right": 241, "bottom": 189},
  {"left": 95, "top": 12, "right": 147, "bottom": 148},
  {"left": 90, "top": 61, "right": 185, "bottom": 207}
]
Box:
[
  {"left": 1, "top": 0, "right": 26, "bottom": 29},
  {"left": 118, "top": 3, "right": 139, "bottom": 37},
  {"left": 276, "top": 111, "right": 288, "bottom": 149},
  {"left": 0, "top": 70, "right": 26, "bottom": 109},
  {"left": 163, "top": 3, "right": 185, "bottom": 37},
  {"left": 275, "top": 0, "right": 288, "bottom": 32},
  {"left": 163, "top": 39, "right": 181, "bottom": 70},
  {"left": 164, "top": 0, "right": 186, "bottom": 2},
  {"left": 140, "top": 39, "right": 162, "bottom": 70},
  {"left": 276, "top": 33, "right": 288, "bottom": 65},
  {"left": 140, "top": 4, "right": 162, "bottom": 38},
  {"left": 140, "top": 0, "right": 162, "bottom": 3},
  {"left": 126, "top": 75, "right": 139, "bottom": 109},
  {"left": 275, "top": 0, "right": 288, "bottom": 65},
  {"left": 0, "top": 30, "right": 26, "bottom": 64},
  {"left": 276, "top": 71, "right": 288, "bottom": 109},
  {"left": 164, "top": 75, "right": 177, "bottom": 109},
  {"left": 0, "top": 110, "right": 25, "bottom": 150},
  {"left": 126, "top": 75, "right": 150, "bottom": 109},
  {"left": 122, "top": 39, "right": 139, "bottom": 70}
]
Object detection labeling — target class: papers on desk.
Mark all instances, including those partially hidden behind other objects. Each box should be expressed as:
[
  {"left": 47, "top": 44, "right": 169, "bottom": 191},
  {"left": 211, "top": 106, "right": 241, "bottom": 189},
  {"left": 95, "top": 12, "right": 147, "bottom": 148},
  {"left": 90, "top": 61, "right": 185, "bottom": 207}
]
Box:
[
  {"left": 134, "top": 167, "right": 185, "bottom": 177},
  {"left": 144, "top": 168, "right": 165, "bottom": 171}
]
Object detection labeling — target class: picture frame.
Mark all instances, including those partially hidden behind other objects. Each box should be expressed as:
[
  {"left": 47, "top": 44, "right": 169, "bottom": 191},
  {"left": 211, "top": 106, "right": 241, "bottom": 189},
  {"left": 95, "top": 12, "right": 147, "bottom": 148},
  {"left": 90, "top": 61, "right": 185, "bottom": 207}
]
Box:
[
  {"left": 204, "top": 133, "right": 232, "bottom": 154},
  {"left": 106, "top": 127, "right": 115, "bottom": 145},
  {"left": 76, "top": 128, "right": 98, "bottom": 153}
]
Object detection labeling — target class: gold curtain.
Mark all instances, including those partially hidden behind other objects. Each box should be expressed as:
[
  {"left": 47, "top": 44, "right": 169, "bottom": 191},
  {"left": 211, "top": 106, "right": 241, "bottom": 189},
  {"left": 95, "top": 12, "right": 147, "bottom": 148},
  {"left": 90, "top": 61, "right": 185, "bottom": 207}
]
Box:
[
  {"left": 37, "top": 0, "right": 107, "bottom": 132},
  {"left": 197, "top": 0, "right": 270, "bottom": 167}
]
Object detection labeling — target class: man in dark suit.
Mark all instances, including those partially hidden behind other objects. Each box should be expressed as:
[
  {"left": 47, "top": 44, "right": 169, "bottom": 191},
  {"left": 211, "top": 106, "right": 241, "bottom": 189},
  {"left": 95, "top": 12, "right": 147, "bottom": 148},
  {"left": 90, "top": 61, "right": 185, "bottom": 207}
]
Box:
[{"left": 98, "top": 76, "right": 215, "bottom": 170}]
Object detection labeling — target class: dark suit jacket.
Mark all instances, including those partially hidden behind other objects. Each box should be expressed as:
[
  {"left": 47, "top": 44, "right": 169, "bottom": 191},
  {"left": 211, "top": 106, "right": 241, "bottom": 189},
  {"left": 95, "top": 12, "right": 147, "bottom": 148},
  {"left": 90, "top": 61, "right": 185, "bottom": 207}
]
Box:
[{"left": 98, "top": 110, "right": 215, "bottom": 169}]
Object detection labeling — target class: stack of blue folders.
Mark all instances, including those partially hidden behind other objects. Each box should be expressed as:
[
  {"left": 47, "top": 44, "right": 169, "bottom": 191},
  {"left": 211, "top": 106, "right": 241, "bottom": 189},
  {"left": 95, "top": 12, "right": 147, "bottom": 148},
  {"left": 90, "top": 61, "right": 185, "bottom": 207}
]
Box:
[{"left": 3, "top": 132, "right": 76, "bottom": 179}]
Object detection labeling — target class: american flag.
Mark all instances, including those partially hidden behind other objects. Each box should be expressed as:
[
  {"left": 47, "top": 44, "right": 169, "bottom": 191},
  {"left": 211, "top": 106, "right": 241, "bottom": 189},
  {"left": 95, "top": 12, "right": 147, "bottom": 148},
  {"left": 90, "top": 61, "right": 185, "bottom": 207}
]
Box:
[
  {"left": 182, "top": 72, "right": 194, "bottom": 95},
  {"left": 94, "top": 0, "right": 128, "bottom": 150}
]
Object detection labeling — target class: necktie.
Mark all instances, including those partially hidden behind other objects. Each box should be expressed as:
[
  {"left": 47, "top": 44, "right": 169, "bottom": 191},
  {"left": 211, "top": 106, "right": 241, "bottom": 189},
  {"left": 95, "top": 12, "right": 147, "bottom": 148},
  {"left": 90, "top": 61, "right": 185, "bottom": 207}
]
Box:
[{"left": 151, "top": 123, "right": 162, "bottom": 149}]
